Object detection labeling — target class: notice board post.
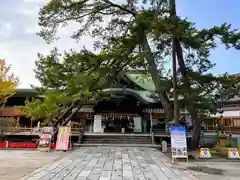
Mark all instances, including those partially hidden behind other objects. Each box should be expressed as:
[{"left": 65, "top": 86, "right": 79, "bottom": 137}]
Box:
[
  {"left": 170, "top": 126, "right": 188, "bottom": 163},
  {"left": 38, "top": 126, "right": 53, "bottom": 152}
]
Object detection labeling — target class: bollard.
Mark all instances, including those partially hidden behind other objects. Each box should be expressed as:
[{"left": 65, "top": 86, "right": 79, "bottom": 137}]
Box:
[{"left": 161, "top": 140, "right": 167, "bottom": 153}]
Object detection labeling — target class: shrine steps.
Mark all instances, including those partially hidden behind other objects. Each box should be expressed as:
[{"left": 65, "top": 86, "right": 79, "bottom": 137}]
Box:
[
  {"left": 78, "top": 133, "right": 154, "bottom": 146},
  {"left": 73, "top": 143, "right": 159, "bottom": 148}
]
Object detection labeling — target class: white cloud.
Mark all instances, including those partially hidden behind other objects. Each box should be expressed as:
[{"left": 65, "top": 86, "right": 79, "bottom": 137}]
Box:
[
  {"left": 0, "top": 0, "right": 94, "bottom": 88},
  {"left": 0, "top": 23, "right": 12, "bottom": 37},
  {"left": 25, "top": 24, "right": 40, "bottom": 34}
]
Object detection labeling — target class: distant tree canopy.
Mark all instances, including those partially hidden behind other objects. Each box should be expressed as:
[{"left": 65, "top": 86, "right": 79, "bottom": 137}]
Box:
[
  {"left": 0, "top": 59, "right": 19, "bottom": 106},
  {"left": 0, "top": 59, "right": 19, "bottom": 140},
  {"left": 19, "top": 91, "right": 74, "bottom": 124}
]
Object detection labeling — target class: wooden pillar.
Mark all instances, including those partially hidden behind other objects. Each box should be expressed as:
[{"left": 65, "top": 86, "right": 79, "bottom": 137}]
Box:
[{"left": 16, "top": 117, "right": 20, "bottom": 129}]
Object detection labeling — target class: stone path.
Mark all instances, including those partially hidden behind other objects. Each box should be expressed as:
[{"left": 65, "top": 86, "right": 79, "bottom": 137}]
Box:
[
  {"left": 19, "top": 147, "right": 240, "bottom": 180},
  {"left": 0, "top": 150, "right": 65, "bottom": 180}
]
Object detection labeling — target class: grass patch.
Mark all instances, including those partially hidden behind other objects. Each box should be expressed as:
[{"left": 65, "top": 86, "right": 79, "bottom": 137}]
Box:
[
  {"left": 211, "top": 150, "right": 228, "bottom": 158},
  {"left": 211, "top": 145, "right": 230, "bottom": 158}
]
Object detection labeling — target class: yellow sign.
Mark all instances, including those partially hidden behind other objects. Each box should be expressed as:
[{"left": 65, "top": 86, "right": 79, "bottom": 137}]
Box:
[
  {"left": 228, "top": 148, "right": 240, "bottom": 159},
  {"left": 55, "top": 126, "right": 71, "bottom": 151},
  {"left": 199, "top": 148, "right": 212, "bottom": 158}
]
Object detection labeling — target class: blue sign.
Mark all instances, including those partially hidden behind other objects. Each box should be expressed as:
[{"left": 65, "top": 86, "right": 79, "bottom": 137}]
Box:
[
  {"left": 170, "top": 126, "right": 187, "bottom": 157},
  {"left": 170, "top": 126, "right": 186, "bottom": 136}
]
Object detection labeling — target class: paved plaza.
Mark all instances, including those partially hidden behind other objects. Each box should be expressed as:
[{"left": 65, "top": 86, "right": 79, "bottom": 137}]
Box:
[
  {"left": 0, "top": 150, "right": 65, "bottom": 180},
  {"left": 16, "top": 147, "right": 240, "bottom": 180}
]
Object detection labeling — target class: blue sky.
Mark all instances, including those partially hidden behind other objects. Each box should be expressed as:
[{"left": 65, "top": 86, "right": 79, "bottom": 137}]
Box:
[
  {"left": 0, "top": 0, "right": 239, "bottom": 88},
  {"left": 177, "top": 0, "right": 240, "bottom": 75}
]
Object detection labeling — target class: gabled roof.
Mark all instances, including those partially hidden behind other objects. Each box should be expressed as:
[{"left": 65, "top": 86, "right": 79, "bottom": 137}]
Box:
[
  {"left": 230, "top": 73, "right": 240, "bottom": 77},
  {"left": 102, "top": 88, "right": 156, "bottom": 104},
  {"left": 124, "top": 72, "right": 155, "bottom": 91},
  {"left": 11, "top": 73, "right": 158, "bottom": 104},
  {"left": 14, "top": 88, "right": 36, "bottom": 97},
  {"left": 0, "top": 108, "right": 25, "bottom": 117}
]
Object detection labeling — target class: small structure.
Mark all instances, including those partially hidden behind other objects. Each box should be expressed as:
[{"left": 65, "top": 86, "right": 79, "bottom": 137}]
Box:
[
  {"left": 209, "top": 106, "right": 240, "bottom": 133},
  {"left": 161, "top": 140, "right": 167, "bottom": 153}
]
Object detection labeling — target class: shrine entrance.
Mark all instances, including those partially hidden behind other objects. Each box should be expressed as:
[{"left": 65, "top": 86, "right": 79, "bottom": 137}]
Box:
[{"left": 93, "top": 95, "right": 144, "bottom": 133}]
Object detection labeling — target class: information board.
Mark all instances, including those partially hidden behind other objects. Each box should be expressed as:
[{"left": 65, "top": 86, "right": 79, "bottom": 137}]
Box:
[
  {"left": 170, "top": 126, "right": 188, "bottom": 162},
  {"left": 38, "top": 126, "right": 53, "bottom": 152},
  {"left": 55, "top": 126, "right": 71, "bottom": 151},
  {"left": 93, "top": 115, "right": 102, "bottom": 133},
  {"left": 134, "top": 117, "right": 142, "bottom": 132}
]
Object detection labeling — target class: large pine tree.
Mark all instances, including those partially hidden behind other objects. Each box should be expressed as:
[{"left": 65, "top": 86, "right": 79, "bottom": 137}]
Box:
[{"left": 31, "top": 0, "right": 240, "bottom": 148}]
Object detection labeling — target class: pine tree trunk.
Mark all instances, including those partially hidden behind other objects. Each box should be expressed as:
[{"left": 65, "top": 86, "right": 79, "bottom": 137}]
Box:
[
  {"left": 141, "top": 35, "right": 172, "bottom": 120},
  {"left": 53, "top": 102, "right": 77, "bottom": 127},
  {"left": 188, "top": 107, "right": 201, "bottom": 149},
  {"left": 191, "top": 120, "right": 201, "bottom": 149},
  {"left": 175, "top": 41, "right": 201, "bottom": 149}
]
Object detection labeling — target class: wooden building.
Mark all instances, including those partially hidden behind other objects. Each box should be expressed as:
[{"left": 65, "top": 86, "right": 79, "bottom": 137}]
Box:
[
  {"left": 206, "top": 73, "right": 240, "bottom": 132},
  {"left": 0, "top": 72, "right": 168, "bottom": 134},
  {"left": 0, "top": 89, "right": 35, "bottom": 129},
  {"left": 209, "top": 97, "right": 240, "bottom": 132}
]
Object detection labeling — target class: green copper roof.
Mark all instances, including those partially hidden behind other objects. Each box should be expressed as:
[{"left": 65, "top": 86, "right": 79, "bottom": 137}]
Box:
[
  {"left": 102, "top": 88, "right": 156, "bottom": 103},
  {"left": 124, "top": 72, "right": 155, "bottom": 91}
]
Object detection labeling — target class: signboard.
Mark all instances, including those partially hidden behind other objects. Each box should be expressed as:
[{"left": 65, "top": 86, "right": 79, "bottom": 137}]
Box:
[
  {"left": 134, "top": 117, "right": 142, "bottom": 132},
  {"left": 93, "top": 115, "right": 102, "bottom": 133},
  {"left": 143, "top": 108, "right": 188, "bottom": 114},
  {"left": 228, "top": 148, "right": 240, "bottom": 159},
  {"left": 55, "top": 126, "right": 71, "bottom": 151},
  {"left": 199, "top": 148, "right": 212, "bottom": 159},
  {"left": 42, "top": 126, "right": 54, "bottom": 134},
  {"left": 170, "top": 126, "right": 188, "bottom": 162},
  {"left": 38, "top": 126, "right": 53, "bottom": 152}
]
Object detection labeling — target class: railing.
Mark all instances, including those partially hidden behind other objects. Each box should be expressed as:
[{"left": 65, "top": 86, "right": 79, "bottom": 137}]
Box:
[
  {"left": 71, "top": 128, "right": 85, "bottom": 135},
  {"left": 3, "top": 127, "right": 41, "bottom": 135},
  {"left": 71, "top": 128, "right": 85, "bottom": 143},
  {"left": 3, "top": 127, "right": 240, "bottom": 137},
  {"left": 152, "top": 128, "right": 240, "bottom": 137},
  {"left": 153, "top": 128, "right": 232, "bottom": 135},
  {"left": 3, "top": 127, "right": 85, "bottom": 136}
]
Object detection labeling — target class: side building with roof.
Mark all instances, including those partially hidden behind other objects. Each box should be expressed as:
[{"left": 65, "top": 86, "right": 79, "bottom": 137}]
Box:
[{"left": 0, "top": 72, "right": 174, "bottom": 134}]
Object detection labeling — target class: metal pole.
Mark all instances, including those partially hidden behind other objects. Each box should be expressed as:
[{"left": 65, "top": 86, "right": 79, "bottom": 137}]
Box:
[
  {"left": 150, "top": 112, "right": 153, "bottom": 134},
  {"left": 172, "top": 39, "right": 179, "bottom": 123},
  {"left": 169, "top": 0, "right": 179, "bottom": 124}
]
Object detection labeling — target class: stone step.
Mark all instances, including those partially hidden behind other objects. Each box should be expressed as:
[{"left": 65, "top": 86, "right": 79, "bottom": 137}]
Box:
[
  {"left": 81, "top": 135, "right": 153, "bottom": 145},
  {"left": 82, "top": 137, "right": 152, "bottom": 141},
  {"left": 73, "top": 143, "right": 159, "bottom": 148},
  {"left": 82, "top": 140, "right": 152, "bottom": 144},
  {"left": 82, "top": 136, "right": 152, "bottom": 138}
]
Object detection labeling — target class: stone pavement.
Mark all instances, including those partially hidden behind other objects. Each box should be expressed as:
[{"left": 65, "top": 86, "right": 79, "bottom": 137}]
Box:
[
  {"left": 0, "top": 150, "right": 65, "bottom": 180},
  {"left": 183, "top": 161, "right": 240, "bottom": 180},
  {"left": 19, "top": 147, "right": 240, "bottom": 180}
]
